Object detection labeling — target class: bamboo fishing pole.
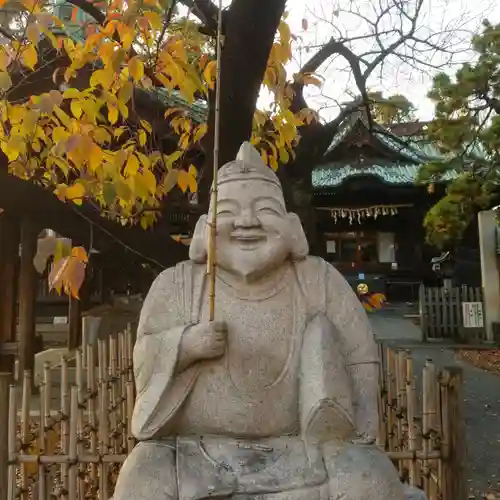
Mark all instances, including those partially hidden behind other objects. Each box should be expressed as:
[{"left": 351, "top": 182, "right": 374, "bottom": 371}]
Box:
[{"left": 207, "top": 0, "right": 223, "bottom": 322}]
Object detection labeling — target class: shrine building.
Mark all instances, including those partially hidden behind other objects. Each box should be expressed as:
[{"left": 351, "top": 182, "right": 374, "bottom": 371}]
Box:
[{"left": 311, "top": 111, "right": 477, "bottom": 301}]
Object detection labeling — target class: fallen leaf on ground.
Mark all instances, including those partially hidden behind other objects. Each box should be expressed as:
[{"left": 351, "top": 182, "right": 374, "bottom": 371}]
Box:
[{"left": 456, "top": 349, "right": 500, "bottom": 376}]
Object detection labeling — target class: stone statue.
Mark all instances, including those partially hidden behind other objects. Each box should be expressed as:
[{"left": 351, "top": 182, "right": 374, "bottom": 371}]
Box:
[{"left": 113, "top": 142, "right": 407, "bottom": 500}]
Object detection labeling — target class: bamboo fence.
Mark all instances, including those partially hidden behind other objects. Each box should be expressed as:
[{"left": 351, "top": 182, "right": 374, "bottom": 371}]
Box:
[
  {"left": 0, "top": 337, "right": 466, "bottom": 500},
  {"left": 379, "top": 345, "right": 466, "bottom": 500},
  {"left": 0, "top": 328, "right": 134, "bottom": 500}
]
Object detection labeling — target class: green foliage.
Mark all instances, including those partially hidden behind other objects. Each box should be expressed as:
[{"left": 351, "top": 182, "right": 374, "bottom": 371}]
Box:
[
  {"left": 369, "top": 91, "right": 416, "bottom": 124},
  {"left": 421, "top": 20, "right": 500, "bottom": 248}
]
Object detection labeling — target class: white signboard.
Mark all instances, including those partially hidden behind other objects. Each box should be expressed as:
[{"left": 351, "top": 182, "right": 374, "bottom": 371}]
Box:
[
  {"left": 326, "top": 240, "right": 336, "bottom": 254},
  {"left": 462, "top": 302, "right": 484, "bottom": 328},
  {"left": 377, "top": 232, "right": 396, "bottom": 263}
]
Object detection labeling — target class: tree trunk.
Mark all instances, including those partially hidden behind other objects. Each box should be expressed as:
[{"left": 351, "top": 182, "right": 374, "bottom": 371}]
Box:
[
  {"left": 278, "top": 122, "right": 336, "bottom": 256},
  {"left": 199, "top": 0, "right": 287, "bottom": 203}
]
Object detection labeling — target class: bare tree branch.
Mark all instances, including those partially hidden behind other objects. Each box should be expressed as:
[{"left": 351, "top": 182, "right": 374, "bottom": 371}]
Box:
[
  {"left": 0, "top": 25, "right": 16, "bottom": 40},
  {"left": 65, "top": 0, "right": 105, "bottom": 24},
  {"left": 178, "top": 0, "right": 220, "bottom": 35}
]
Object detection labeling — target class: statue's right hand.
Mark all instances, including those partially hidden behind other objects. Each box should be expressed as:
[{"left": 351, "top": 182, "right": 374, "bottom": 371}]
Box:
[{"left": 180, "top": 321, "right": 227, "bottom": 363}]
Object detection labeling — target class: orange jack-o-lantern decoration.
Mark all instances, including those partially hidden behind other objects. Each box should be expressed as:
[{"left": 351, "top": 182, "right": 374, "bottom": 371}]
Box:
[{"left": 356, "top": 283, "right": 386, "bottom": 312}]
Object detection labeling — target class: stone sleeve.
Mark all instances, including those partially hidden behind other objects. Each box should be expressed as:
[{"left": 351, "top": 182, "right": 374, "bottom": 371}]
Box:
[
  {"left": 133, "top": 268, "right": 180, "bottom": 397},
  {"left": 131, "top": 267, "right": 200, "bottom": 440},
  {"left": 324, "top": 262, "right": 380, "bottom": 441},
  {"left": 324, "top": 263, "right": 380, "bottom": 366}
]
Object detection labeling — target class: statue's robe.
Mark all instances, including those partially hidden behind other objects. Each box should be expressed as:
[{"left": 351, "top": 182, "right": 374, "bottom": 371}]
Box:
[{"left": 113, "top": 256, "right": 405, "bottom": 500}]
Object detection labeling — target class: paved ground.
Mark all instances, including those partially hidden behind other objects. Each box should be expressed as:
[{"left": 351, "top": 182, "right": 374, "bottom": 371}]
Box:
[
  {"left": 370, "top": 309, "right": 423, "bottom": 342},
  {"left": 369, "top": 310, "right": 500, "bottom": 499}
]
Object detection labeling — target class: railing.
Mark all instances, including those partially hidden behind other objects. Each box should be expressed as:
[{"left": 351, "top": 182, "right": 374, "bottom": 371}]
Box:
[
  {"left": 0, "top": 338, "right": 466, "bottom": 500},
  {"left": 0, "top": 329, "right": 134, "bottom": 500},
  {"left": 379, "top": 345, "right": 466, "bottom": 500},
  {"left": 419, "top": 284, "right": 484, "bottom": 340}
]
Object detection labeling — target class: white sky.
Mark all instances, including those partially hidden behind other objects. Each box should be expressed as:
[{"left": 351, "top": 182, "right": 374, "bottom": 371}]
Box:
[{"left": 254, "top": 0, "right": 500, "bottom": 122}]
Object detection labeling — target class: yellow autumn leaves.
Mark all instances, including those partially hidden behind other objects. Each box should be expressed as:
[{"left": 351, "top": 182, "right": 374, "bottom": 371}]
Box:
[
  {"left": 48, "top": 245, "right": 89, "bottom": 299},
  {"left": 0, "top": 1, "right": 323, "bottom": 234},
  {"left": 250, "top": 18, "right": 322, "bottom": 170}
]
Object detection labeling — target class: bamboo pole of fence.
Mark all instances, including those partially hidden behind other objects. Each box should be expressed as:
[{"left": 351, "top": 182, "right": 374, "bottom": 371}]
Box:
[
  {"left": 125, "top": 326, "right": 133, "bottom": 383},
  {"left": 75, "top": 349, "right": 86, "bottom": 499},
  {"left": 433, "top": 371, "right": 443, "bottom": 500},
  {"left": 376, "top": 344, "right": 387, "bottom": 449},
  {"left": 7, "top": 384, "right": 17, "bottom": 500},
  {"left": 396, "top": 350, "right": 408, "bottom": 478},
  {"left": 20, "top": 371, "right": 31, "bottom": 500},
  {"left": 86, "top": 343, "right": 98, "bottom": 491},
  {"left": 439, "top": 368, "right": 450, "bottom": 500},
  {"left": 386, "top": 450, "right": 441, "bottom": 460},
  {"left": 60, "top": 355, "right": 70, "bottom": 500},
  {"left": 44, "top": 360, "right": 56, "bottom": 497},
  {"left": 385, "top": 348, "right": 396, "bottom": 451},
  {"left": 422, "top": 360, "right": 432, "bottom": 497},
  {"left": 126, "top": 381, "right": 135, "bottom": 454},
  {"left": 38, "top": 379, "right": 48, "bottom": 499},
  {"left": 405, "top": 356, "right": 419, "bottom": 487},
  {"left": 0, "top": 373, "right": 11, "bottom": 500},
  {"left": 119, "top": 332, "right": 127, "bottom": 453},
  {"left": 15, "top": 454, "right": 128, "bottom": 465},
  {"left": 109, "top": 335, "right": 118, "bottom": 454},
  {"left": 98, "top": 340, "right": 109, "bottom": 500},
  {"left": 68, "top": 387, "right": 78, "bottom": 500},
  {"left": 426, "top": 361, "right": 439, "bottom": 500},
  {"left": 441, "top": 367, "right": 466, "bottom": 500}
]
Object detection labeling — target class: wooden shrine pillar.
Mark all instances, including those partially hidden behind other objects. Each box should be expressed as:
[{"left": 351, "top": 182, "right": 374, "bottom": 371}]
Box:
[
  {"left": 0, "top": 213, "right": 20, "bottom": 372},
  {"left": 69, "top": 295, "right": 82, "bottom": 350},
  {"left": 17, "top": 218, "right": 39, "bottom": 380}
]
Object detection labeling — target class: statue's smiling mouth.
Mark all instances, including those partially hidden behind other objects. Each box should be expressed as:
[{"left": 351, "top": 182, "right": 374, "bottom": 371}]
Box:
[{"left": 231, "top": 232, "right": 266, "bottom": 246}]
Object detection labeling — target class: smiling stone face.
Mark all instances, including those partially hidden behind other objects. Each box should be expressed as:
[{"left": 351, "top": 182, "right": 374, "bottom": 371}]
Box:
[
  {"left": 211, "top": 178, "right": 294, "bottom": 279},
  {"left": 188, "top": 142, "right": 309, "bottom": 279}
]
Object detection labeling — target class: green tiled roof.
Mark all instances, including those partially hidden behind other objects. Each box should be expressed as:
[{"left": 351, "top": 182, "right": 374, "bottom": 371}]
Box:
[
  {"left": 317, "top": 110, "right": 488, "bottom": 188},
  {"left": 143, "top": 88, "right": 208, "bottom": 124},
  {"left": 312, "top": 161, "right": 459, "bottom": 188},
  {"left": 325, "top": 111, "right": 439, "bottom": 163}
]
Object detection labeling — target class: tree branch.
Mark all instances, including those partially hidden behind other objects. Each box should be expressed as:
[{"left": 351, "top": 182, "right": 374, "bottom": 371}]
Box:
[
  {"left": 290, "top": 37, "right": 368, "bottom": 115},
  {"left": 65, "top": 0, "right": 105, "bottom": 24},
  {"left": 0, "top": 25, "right": 16, "bottom": 41},
  {"left": 483, "top": 95, "right": 500, "bottom": 115},
  {"left": 198, "top": 0, "right": 286, "bottom": 202},
  {"left": 178, "top": 0, "right": 219, "bottom": 35}
]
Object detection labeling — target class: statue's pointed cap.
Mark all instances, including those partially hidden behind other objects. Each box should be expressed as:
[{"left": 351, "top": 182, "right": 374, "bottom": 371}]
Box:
[
  {"left": 236, "top": 142, "right": 265, "bottom": 165},
  {"left": 217, "top": 141, "right": 282, "bottom": 188}
]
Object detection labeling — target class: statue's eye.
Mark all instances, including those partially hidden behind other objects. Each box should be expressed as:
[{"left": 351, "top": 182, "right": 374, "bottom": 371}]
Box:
[
  {"left": 257, "top": 207, "right": 280, "bottom": 216},
  {"left": 217, "top": 209, "right": 235, "bottom": 217}
]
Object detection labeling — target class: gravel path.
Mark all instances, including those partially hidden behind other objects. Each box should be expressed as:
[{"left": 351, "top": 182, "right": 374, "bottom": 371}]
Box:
[{"left": 370, "top": 311, "right": 500, "bottom": 499}]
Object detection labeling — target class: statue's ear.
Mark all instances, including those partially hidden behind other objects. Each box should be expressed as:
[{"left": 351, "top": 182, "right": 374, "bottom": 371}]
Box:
[
  {"left": 189, "top": 214, "right": 208, "bottom": 263},
  {"left": 287, "top": 213, "right": 309, "bottom": 261}
]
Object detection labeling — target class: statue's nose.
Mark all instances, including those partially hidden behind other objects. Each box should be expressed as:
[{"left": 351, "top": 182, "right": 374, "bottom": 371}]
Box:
[{"left": 234, "top": 209, "right": 259, "bottom": 228}]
